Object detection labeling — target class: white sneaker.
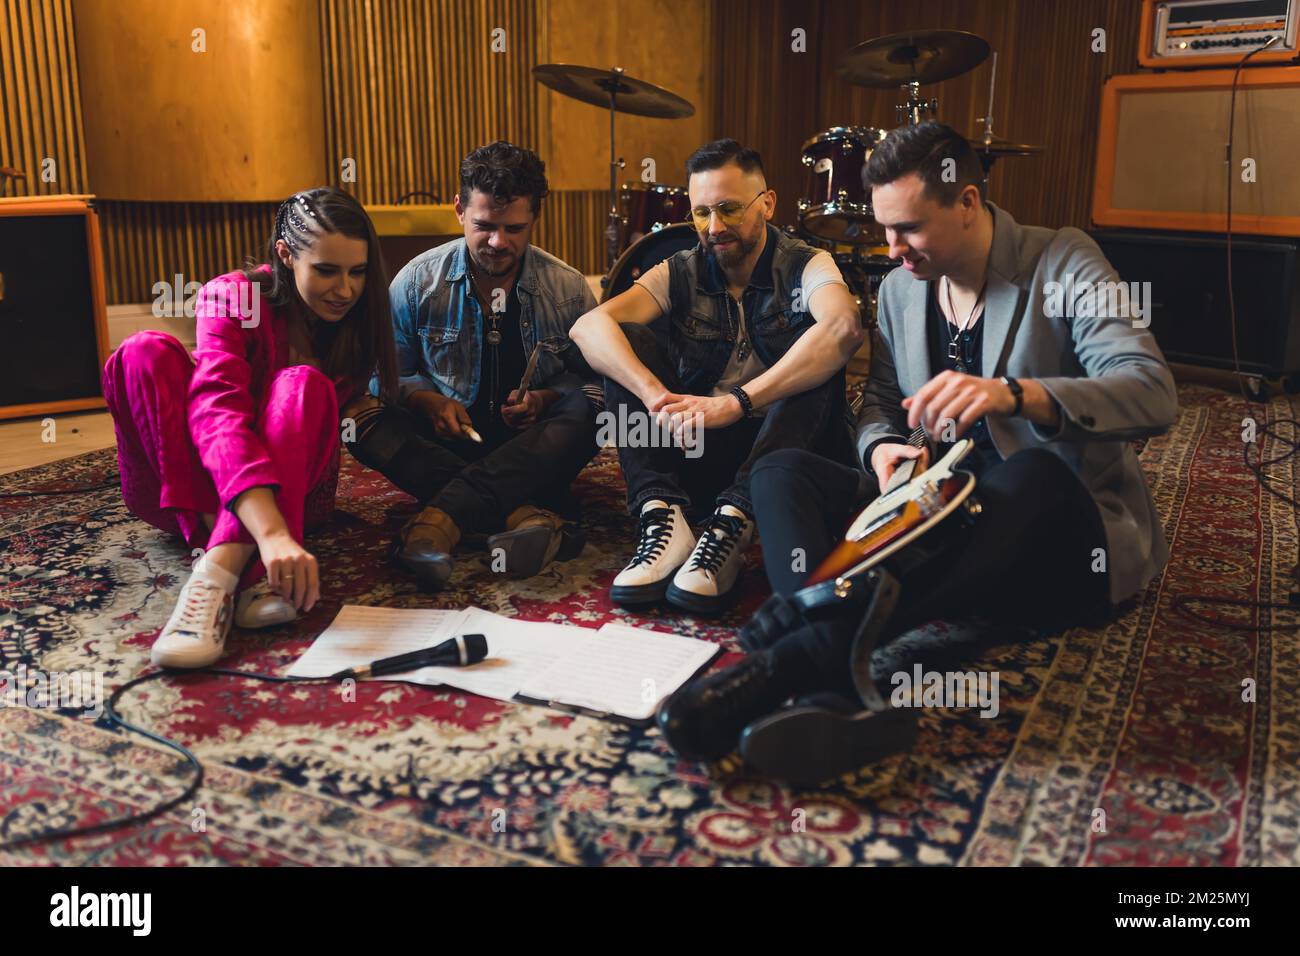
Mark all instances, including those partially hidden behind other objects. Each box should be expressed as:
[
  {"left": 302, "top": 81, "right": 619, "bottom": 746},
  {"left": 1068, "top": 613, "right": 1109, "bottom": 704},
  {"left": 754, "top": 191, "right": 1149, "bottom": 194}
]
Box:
[
  {"left": 666, "top": 504, "right": 753, "bottom": 615},
  {"left": 150, "top": 562, "right": 238, "bottom": 669},
  {"left": 235, "top": 579, "right": 298, "bottom": 629},
  {"left": 610, "top": 500, "right": 696, "bottom": 607}
]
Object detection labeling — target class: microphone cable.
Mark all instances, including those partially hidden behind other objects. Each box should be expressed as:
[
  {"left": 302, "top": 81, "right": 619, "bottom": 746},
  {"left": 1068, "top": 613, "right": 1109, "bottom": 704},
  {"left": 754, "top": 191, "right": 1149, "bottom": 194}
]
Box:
[{"left": 0, "top": 667, "right": 338, "bottom": 852}]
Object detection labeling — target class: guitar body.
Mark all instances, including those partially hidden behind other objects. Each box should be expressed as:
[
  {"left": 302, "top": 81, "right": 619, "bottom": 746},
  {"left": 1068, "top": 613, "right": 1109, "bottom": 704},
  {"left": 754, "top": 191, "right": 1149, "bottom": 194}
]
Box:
[{"left": 802, "top": 439, "right": 980, "bottom": 596}]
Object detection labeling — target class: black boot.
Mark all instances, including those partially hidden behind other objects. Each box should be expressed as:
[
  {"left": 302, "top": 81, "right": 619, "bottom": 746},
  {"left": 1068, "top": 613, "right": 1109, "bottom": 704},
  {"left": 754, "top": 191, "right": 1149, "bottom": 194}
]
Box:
[
  {"left": 739, "top": 692, "right": 918, "bottom": 786},
  {"left": 655, "top": 649, "right": 793, "bottom": 761}
]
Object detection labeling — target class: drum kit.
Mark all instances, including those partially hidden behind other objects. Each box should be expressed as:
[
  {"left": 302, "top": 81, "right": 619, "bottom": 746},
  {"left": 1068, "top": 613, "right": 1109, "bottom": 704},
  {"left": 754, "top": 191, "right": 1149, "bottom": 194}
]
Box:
[{"left": 533, "top": 29, "right": 1044, "bottom": 318}]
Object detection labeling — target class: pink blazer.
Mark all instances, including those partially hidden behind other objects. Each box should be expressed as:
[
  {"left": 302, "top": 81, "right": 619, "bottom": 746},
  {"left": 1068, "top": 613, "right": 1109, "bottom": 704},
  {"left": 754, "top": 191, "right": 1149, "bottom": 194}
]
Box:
[{"left": 188, "top": 266, "right": 353, "bottom": 509}]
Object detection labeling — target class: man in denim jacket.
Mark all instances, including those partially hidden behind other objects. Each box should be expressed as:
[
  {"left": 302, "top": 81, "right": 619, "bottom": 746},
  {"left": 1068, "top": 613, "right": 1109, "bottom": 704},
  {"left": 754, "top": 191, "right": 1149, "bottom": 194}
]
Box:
[{"left": 345, "top": 142, "right": 600, "bottom": 589}]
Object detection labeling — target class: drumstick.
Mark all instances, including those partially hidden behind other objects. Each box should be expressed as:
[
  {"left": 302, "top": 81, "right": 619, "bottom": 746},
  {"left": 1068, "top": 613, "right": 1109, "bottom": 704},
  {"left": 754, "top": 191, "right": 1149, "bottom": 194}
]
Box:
[{"left": 461, "top": 423, "right": 484, "bottom": 443}]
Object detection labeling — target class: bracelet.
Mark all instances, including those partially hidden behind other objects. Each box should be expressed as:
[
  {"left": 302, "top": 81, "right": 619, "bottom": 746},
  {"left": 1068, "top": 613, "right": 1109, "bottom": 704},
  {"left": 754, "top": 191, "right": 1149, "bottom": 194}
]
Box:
[{"left": 730, "top": 385, "right": 754, "bottom": 419}]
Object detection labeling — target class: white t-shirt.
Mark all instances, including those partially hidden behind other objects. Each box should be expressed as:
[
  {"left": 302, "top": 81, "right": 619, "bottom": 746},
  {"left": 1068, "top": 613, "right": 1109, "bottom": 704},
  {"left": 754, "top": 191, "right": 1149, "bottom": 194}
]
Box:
[{"left": 634, "top": 250, "right": 848, "bottom": 414}]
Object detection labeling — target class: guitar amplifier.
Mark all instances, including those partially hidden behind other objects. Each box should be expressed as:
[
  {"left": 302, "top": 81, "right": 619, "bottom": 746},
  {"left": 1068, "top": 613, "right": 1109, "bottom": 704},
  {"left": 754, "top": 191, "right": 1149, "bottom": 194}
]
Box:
[
  {"left": 1090, "top": 228, "right": 1300, "bottom": 379},
  {"left": 0, "top": 196, "right": 110, "bottom": 419},
  {"left": 1140, "top": 0, "right": 1300, "bottom": 69}
]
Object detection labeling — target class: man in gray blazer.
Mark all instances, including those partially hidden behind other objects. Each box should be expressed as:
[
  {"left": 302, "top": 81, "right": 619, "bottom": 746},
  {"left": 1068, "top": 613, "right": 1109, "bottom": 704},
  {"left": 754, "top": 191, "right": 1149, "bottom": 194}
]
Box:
[{"left": 657, "top": 121, "right": 1178, "bottom": 779}]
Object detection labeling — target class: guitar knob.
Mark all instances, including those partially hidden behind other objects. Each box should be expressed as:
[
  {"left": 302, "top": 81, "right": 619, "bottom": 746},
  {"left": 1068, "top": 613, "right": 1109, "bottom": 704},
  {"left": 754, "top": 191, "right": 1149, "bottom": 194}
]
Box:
[
  {"left": 833, "top": 577, "right": 853, "bottom": 599},
  {"left": 964, "top": 499, "right": 983, "bottom": 517}
]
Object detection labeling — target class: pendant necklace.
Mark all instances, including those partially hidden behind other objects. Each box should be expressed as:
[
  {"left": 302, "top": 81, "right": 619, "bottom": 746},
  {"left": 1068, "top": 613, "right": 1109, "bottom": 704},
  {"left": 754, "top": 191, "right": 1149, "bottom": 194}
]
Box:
[{"left": 943, "top": 276, "right": 984, "bottom": 374}]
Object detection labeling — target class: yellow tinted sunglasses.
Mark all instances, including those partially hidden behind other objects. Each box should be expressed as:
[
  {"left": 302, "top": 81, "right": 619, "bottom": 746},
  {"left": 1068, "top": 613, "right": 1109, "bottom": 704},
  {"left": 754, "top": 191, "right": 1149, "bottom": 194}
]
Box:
[{"left": 689, "top": 191, "right": 765, "bottom": 230}]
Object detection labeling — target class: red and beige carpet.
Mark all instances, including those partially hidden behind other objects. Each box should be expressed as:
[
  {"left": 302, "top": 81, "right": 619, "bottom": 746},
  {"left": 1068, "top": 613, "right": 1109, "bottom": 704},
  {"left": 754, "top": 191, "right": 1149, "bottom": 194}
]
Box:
[{"left": 1, "top": 383, "right": 1297, "bottom": 866}]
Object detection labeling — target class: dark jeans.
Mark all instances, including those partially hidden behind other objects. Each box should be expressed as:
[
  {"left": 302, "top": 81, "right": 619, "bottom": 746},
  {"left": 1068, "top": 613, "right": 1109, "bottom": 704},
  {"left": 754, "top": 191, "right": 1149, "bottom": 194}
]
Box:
[
  {"left": 748, "top": 445, "right": 1115, "bottom": 698},
  {"left": 604, "top": 321, "right": 858, "bottom": 519},
  {"left": 344, "top": 388, "right": 600, "bottom": 534}
]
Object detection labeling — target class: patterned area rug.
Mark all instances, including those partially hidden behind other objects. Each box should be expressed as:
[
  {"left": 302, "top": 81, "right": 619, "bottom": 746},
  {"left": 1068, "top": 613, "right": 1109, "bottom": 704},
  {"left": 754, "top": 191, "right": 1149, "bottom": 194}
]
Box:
[{"left": 1, "top": 384, "right": 1297, "bottom": 866}]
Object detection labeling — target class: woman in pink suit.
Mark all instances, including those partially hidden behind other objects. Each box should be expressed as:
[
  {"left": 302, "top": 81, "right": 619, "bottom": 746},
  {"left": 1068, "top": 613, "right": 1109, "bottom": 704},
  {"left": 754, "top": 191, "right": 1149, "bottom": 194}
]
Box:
[{"left": 102, "top": 188, "right": 398, "bottom": 668}]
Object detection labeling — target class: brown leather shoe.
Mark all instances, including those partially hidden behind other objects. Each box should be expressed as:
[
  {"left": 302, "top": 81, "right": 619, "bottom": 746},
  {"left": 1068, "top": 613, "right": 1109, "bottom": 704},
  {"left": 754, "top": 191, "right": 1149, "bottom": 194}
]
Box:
[
  {"left": 486, "top": 504, "right": 584, "bottom": 578},
  {"left": 397, "top": 506, "right": 461, "bottom": 589}
]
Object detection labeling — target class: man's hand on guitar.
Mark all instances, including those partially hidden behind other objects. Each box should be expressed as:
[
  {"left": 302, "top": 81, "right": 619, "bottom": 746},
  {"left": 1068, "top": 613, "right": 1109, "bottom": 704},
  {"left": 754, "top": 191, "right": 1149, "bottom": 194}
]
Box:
[
  {"left": 870, "top": 443, "right": 930, "bottom": 495},
  {"left": 902, "top": 370, "right": 1017, "bottom": 439}
]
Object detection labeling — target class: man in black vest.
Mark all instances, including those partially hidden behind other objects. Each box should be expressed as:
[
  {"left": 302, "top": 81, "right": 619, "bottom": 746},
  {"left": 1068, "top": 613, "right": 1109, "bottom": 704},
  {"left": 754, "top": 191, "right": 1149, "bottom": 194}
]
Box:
[{"left": 570, "top": 139, "right": 864, "bottom": 613}]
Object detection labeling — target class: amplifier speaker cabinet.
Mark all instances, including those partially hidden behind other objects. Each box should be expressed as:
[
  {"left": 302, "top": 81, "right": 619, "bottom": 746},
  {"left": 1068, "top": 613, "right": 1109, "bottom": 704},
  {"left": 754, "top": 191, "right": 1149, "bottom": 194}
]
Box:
[
  {"left": 0, "top": 195, "right": 110, "bottom": 420},
  {"left": 1090, "top": 228, "right": 1300, "bottom": 382},
  {"left": 1092, "top": 67, "right": 1300, "bottom": 237}
]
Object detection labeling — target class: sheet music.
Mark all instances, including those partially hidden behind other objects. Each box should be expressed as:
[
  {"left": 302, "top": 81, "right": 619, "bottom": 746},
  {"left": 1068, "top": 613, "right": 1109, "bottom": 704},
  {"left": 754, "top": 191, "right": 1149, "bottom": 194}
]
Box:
[
  {"left": 287, "top": 605, "right": 590, "bottom": 703},
  {"left": 289, "top": 607, "right": 718, "bottom": 716},
  {"left": 430, "top": 606, "right": 592, "bottom": 702},
  {"left": 287, "top": 606, "right": 468, "bottom": 678},
  {"left": 518, "top": 622, "right": 719, "bottom": 721}
]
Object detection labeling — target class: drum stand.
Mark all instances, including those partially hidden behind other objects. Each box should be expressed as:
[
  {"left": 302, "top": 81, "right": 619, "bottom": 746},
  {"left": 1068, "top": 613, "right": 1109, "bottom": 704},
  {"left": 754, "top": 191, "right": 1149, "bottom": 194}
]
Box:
[
  {"left": 895, "top": 81, "right": 938, "bottom": 126},
  {"left": 599, "top": 67, "right": 629, "bottom": 277}
]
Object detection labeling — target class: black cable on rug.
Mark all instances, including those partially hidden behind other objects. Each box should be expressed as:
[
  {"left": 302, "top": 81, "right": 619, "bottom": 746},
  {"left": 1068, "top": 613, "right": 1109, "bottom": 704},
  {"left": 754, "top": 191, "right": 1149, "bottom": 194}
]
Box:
[
  {"left": 1170, "top": 34, "right": 1300, "bottom": 634},
  {"left": 0, "top": 668, "right": 337, "bottom": 852}
]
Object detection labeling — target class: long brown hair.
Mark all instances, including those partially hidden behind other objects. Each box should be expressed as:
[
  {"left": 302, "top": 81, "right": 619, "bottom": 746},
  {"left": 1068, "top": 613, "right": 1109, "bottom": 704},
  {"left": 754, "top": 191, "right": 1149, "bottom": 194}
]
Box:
[{"left": 245, "top": 187, "right": 398, "bottom": 402}]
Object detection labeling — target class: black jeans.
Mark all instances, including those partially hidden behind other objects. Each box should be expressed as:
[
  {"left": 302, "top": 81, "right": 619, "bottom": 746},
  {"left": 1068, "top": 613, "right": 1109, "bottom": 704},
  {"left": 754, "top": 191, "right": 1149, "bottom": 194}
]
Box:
[
  {"left": 748, "top": 445, "right": 1115, "bottom": 698},
  {"left": 604, "top": 321, "right": 858, "bottom": 519},
  {"left": 344, "top": 388, "right": 600, "bottom": 534}
]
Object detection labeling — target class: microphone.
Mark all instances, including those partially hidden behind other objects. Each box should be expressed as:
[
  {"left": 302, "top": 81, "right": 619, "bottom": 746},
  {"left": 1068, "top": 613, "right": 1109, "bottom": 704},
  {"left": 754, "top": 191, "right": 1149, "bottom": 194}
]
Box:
[{"left": 330, "top": 633, "right": 488, "bottom": 680}]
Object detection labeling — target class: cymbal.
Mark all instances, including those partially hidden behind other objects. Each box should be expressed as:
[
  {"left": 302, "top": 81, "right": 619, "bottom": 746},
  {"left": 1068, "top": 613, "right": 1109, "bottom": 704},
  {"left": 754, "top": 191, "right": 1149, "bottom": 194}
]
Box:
[
  {"left": 837, "top": 30, "right": 990, "bottom": 87},
  {"left": 533, "top": 64, "right": 695, "bottom": 119},
  {"left": 968, "top": 135, "right": 1043, "bottom": 157}
]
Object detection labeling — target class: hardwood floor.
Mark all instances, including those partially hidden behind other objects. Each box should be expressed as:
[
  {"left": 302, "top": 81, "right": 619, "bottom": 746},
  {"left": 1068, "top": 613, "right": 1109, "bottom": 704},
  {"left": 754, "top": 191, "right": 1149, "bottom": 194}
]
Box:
[{"left": 0, "top": 411, "right": 116, "bottom": 476}]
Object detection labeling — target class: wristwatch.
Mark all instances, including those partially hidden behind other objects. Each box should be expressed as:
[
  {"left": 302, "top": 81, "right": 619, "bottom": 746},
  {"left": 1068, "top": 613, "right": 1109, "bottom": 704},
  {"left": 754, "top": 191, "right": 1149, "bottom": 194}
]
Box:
[{"left": 1001, "top": 376, "right": 1024, "bottom": 417}]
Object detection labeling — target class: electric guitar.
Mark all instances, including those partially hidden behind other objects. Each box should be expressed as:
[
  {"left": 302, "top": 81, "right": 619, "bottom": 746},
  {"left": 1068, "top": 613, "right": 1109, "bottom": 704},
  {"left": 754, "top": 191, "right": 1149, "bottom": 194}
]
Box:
[{"left": 795, "top": 432, "right": 981, "bottom": 609}]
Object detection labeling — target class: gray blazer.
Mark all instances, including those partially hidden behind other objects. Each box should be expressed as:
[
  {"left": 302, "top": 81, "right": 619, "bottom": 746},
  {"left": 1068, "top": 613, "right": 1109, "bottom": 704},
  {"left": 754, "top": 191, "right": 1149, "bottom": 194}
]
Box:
[{"left": 856, "top": 202, "right": 1178, "bottom": 605}]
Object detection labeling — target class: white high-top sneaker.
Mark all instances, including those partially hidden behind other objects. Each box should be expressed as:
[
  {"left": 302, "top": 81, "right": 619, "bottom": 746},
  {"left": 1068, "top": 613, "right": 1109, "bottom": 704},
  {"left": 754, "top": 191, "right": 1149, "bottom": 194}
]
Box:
[
  {"left": 150, "top": 561, "right": 238, "bottom": 669},
  {"left": 666, "top": 504, "right": 753, "bottom": 615},
  {"left": 610, "top": 499, "right": 696, "bottom": 607},
  {"left": 235, "top": 579, "right": 298, "bottom": 629}
]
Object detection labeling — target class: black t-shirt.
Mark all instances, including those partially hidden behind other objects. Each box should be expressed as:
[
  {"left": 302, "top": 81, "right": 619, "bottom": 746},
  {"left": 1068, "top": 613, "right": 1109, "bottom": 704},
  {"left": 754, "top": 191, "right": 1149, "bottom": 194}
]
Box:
[
  {"left": 467, "top": 276, "right": 527, "bottom": 442},
  {"left": 925, "top": 282, "right": 1000, "bottom": 472}
]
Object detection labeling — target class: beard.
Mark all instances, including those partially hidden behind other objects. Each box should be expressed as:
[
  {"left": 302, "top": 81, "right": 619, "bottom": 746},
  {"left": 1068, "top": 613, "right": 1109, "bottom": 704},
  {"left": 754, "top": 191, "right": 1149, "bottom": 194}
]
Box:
[
  {"left": 472, "top": 246, "right": 516, "bottom": 277},
  {"left": 705, "top": 226, "right": 760, "bottom": 268}
]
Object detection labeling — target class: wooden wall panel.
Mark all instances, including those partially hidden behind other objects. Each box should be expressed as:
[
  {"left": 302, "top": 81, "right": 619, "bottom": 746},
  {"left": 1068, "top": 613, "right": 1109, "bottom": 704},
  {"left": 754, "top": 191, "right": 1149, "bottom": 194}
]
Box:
[
  {"left": 542, "top": 0, "right": 714, "bottom": 192},
  {"left": 73, "top": 0, "right": 326, "bottom": 202},
  {"left": 712, "top": 0, "right": 1142, "bottom": 233},
  {"left": 0, "top": 0, "right": 86, "bottom": 196}
]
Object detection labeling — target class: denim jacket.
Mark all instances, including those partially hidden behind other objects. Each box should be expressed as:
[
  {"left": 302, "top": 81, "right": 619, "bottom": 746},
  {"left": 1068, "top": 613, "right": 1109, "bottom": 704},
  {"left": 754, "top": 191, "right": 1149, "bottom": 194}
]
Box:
[
  {"left": 663, "top": 224, "right": 818, "bottom": 394},
  {"left": 379, "top": 239, "right": 598, "bottom": 405}
]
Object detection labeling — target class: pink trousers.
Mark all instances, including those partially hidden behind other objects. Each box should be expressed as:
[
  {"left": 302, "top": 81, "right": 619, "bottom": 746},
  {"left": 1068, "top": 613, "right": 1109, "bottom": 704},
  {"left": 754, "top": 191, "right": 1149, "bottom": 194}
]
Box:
[{"left": 102, "top": 332, "right": 340, "bottom": 570}]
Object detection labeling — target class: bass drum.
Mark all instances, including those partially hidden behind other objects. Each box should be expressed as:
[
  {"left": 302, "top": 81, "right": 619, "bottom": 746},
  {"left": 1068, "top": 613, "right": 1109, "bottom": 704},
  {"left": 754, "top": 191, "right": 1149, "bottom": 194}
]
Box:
[{"left": 601, "top": 222, "right": 699, "bottom": 302}]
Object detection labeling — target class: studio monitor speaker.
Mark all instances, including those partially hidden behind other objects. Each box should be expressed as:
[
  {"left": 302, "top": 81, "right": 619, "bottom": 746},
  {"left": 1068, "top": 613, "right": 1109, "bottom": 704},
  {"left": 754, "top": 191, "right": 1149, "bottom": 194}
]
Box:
[
  {"left": 0, "top": 195, "right": 110, "bottom": 420},
  {"left": 1093, "top": 67, "right": 1300, "bottom": 237}
]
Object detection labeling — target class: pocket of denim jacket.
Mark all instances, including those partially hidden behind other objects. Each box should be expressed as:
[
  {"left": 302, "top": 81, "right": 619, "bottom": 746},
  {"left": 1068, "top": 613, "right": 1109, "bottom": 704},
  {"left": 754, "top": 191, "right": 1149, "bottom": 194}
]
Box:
[
  {"left": 674, "top": 307, "right": 723, "bottom": 343},
  {"left": 417, "top": 325, "right": 462, "bottom": 381}
]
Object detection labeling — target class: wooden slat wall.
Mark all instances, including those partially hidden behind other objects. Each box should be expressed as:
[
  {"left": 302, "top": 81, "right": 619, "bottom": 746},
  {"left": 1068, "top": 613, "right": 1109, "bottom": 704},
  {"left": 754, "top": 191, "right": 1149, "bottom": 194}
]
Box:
[
  {"left": 94, "top": 202, "right": 277, "bottom": 306},
  {"left": 712, "top": 0, "right": 1142, "bottom": 232},
  {"left": 319, "top": 0, "right": 605, "bottom": 275},
  {"left": 0, "top": 0, "right": 86, "bottom": 196}
]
